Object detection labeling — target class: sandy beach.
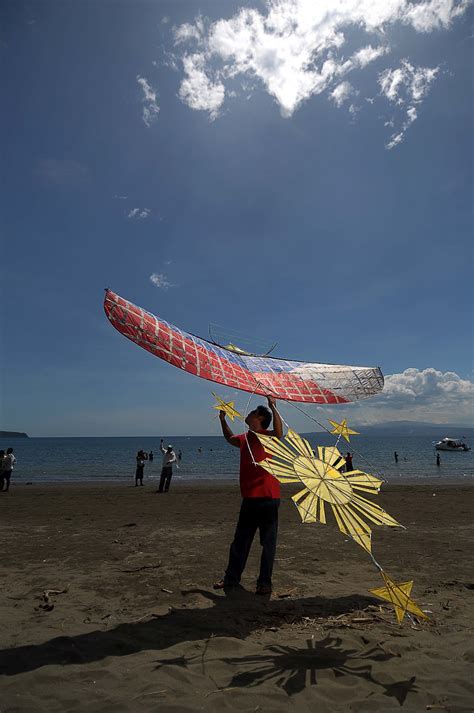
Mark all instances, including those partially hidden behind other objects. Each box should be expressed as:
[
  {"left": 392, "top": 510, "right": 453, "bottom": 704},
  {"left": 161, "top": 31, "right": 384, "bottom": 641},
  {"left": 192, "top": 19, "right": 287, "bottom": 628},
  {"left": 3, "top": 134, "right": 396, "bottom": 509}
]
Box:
[{"left": 1, "top": 480, "right": 473, "bottom": 712}]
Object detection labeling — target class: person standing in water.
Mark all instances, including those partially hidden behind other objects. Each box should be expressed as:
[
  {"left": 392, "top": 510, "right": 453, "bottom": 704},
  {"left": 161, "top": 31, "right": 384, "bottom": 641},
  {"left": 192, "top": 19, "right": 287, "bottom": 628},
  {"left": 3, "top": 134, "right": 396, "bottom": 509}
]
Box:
[
  {"left": 436, "top": 453, "right": 441, "bottom": 467},
  {"left": 394, "top": 451, "right": 399, "bottom": 463}
]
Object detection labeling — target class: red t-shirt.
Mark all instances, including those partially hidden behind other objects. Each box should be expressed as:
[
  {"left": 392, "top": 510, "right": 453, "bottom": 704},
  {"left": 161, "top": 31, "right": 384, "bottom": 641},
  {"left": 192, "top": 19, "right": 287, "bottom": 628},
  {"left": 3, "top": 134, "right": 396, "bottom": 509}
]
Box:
[{"left": 236, "top": 431, "right": 281, "bottom": 499}]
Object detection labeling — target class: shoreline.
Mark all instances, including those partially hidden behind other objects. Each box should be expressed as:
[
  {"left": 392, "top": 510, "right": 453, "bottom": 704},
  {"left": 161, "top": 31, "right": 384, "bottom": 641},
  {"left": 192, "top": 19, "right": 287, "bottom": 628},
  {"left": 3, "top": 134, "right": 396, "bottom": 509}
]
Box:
[{"left": 7, "top": 474, "right": 474, "bottom": 488}]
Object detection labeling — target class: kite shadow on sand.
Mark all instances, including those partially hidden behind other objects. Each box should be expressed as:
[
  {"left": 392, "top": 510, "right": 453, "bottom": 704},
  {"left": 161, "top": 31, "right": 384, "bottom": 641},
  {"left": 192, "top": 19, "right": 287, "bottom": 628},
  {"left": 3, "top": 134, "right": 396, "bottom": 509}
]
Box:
[
  {"left": 1, "top": 588, "right": 415, "bottom": 703},
  {"left": 154, "top": 633, "right": 417, "bottom": 706}
]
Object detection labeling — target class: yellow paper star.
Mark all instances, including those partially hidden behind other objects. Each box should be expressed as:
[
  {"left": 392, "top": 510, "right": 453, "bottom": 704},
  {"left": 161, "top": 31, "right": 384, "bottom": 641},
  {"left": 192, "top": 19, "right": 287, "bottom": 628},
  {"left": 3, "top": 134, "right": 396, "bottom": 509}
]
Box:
[
  {"left": 369, "top": 572, "right": 429, "bottom": 624},
  {"left": 328, "top": 419, "right": 359, "bottom": 442},
  {"left": 212, "top": 392, "right": 242, "bottom": 422}
]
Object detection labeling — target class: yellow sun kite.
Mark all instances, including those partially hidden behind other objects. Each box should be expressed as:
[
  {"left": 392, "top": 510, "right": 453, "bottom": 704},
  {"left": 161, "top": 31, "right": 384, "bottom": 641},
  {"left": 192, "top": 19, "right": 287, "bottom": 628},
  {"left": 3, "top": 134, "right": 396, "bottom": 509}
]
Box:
[
  {"left": 369, "top": 572, "right": 429, "bottom": 624},
  {"left": 328, "top": 419, "right": 360, "bottom": 442},
  {"left": 255, "top": 429, "right": 400, "bottom": 553},
  {"left": 212, "top": 392, "right": 242, "bottom": 422}
]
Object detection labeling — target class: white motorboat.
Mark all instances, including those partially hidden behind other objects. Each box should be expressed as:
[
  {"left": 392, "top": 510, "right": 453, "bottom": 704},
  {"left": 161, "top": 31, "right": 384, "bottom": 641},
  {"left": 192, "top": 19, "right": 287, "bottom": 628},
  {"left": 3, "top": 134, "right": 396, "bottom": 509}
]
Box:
[{"left": 435, "top": 437, "right": 471, "bottom": 452}]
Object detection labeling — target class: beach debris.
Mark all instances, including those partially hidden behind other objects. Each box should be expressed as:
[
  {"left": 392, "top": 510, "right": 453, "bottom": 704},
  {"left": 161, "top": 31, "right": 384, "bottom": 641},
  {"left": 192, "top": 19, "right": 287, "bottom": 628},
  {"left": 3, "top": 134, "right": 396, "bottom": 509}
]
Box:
[
  {"left": 161, "top": 587, "right": 173, "bottom": 594},
  {"left": 132, "top": 690, "right": 167, "bottom": 700},
  {"left": 118, "top": 563, "right": 161, "bottom": 573},
  {"left": 122, "top": 522, "right": 138, "bottom": 527},
  {"left": 38, "top": 585, "right": 69, "bottom": 612},
  {"left": 277, "top": 588, "right": 297, "bottom": 598}
]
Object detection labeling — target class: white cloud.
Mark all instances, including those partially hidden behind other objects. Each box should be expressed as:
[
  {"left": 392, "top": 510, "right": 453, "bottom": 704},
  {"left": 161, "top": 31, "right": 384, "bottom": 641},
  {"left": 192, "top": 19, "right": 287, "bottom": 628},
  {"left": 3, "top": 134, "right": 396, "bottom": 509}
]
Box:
[
  {"left": 402, "top": 0, "right": 471, "bottom": 32},
  {"left": 136, "top": 75, "right": 160, "bottom": 127},
  {"left": 174, "top": 16, "right": 205, "bottom": 45},
  {"left": 127, "top": 207, "right": 151, "bottom": 219},
  {"left": 179, "top": 54, "right": 225, "bottom": 120},
  {"left": 172, "top": 0, "right": 467, "bottom": 122},
  {"left": 330, "top": 81, "right": 355, "bottom": 107},
  {"left": 150, "top": 273, "right": 174, "bottom": 289},
  {"left": 352, "top": 44, "right": 389, "bottom": 68},
  {"left": 349, "top": 367, "right": 474, "bottom": 424},
  {"left": 379, "top": 60, "right": 438, "bottom": 104},
  {"left": 379, "top": 60, "right": 438, "bottom": 147}
]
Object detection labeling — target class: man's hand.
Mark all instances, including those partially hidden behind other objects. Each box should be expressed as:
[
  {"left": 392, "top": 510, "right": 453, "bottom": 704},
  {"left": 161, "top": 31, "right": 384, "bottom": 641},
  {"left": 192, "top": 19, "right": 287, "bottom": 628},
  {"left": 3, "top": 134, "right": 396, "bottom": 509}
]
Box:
[
  {"left": 219, "top": 409, "right": 226, "bottom": 421},
  {"left": 266, "top": 395, "right": 283, "bottom": 438}
]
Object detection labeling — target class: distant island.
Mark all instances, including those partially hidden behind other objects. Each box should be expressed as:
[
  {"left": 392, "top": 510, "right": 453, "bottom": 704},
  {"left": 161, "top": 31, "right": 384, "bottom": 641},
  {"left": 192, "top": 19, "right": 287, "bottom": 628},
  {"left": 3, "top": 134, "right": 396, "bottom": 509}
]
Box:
[{"left": 0, "top": 431, "right": 29, "bottom": 438}]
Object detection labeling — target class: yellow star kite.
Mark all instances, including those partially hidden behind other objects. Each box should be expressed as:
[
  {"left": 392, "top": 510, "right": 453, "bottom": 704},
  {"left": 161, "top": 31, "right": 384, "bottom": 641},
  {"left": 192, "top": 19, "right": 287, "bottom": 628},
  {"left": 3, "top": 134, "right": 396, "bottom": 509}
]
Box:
[
  {"left": 212, "top": 392, "right": 242, "bottom": 422},
  {"left": 255, "top": 429, "right": 400, "bottom": 553},
  {"left": 328, "top": 419, "right": 359, "bottom": 443},
  {"left": 369, "top": 572, "right": 429, "bottom": 624}
]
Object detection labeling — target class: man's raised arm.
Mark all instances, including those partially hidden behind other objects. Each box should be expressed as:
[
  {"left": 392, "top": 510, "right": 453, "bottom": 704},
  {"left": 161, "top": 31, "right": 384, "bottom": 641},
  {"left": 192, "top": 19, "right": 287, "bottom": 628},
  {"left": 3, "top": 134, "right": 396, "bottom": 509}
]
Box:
[
  {"left": 267, "top": 396, "right": 283, "bottom": 438},
  {"left": 219, "top": 411, "right": 240, "bottom": 448}
]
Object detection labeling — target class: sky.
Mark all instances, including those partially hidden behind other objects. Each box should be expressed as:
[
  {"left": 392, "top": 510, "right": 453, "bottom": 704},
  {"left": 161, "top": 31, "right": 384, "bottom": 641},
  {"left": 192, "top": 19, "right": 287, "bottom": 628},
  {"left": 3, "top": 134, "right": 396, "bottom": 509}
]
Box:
[{"left": 1, "top": 0, "right": 473, "bottom": 437}]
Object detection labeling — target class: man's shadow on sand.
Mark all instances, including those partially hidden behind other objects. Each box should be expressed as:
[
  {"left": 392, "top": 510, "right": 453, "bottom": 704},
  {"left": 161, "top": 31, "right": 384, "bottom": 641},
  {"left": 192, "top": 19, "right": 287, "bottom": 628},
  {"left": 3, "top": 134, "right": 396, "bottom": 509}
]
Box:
[{"left": 0, "top": 588, "right": 416, "bottom": 703}]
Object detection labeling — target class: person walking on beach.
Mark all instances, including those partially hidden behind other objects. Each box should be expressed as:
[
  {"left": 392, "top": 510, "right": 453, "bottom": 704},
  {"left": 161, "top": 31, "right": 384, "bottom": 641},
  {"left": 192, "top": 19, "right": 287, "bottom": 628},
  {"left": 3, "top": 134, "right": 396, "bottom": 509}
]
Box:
[
  {"left": 214, "top": 396, "right": 283, "bottom": 596},
  {"left": 2, "top": 448, "right": 16, "bottom": 492},
  {"left": 158, "top": 440, "right": 177, "bottom": 493},
  {"left": 135, "top": 450, "right": 147, "bottom": 487},
  {"left": 345, "top": 452, "right": 353, "bottom": 472}
]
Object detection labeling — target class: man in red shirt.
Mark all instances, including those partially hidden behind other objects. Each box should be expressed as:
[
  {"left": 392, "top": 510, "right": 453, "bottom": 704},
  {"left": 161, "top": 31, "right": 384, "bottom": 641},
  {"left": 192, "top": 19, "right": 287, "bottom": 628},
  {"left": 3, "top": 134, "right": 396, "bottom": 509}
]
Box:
[{"left": 214, "top": 396, "right": 283, "bottom": 595}]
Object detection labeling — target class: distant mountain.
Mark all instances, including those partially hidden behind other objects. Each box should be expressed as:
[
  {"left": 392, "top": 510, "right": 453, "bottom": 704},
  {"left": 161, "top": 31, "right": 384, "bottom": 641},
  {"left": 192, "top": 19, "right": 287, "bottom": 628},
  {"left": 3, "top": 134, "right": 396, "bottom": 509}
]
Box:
[
  {"left": 0, "top": 431, "right": 29, "bottom": 438},
  {"left": 302, "top": 421, "right": 473, "bottom": 437},
  {"left": 347, "top": 421, "right": 472, "bottom": 435}
]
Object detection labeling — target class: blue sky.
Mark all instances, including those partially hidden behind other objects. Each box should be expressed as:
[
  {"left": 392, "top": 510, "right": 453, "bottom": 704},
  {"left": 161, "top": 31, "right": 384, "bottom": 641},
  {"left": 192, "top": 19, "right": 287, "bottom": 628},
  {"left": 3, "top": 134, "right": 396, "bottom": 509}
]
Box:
[{"left": 1, "top": 0, "right": 473, "bottom": 436}]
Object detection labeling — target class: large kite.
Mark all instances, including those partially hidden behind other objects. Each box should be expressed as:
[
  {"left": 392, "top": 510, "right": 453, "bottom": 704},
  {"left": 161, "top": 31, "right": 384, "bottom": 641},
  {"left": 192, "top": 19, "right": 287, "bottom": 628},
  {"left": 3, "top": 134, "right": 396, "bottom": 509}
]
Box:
[{"left": 104, "top": 290, "right": 383, "bottom": 404}]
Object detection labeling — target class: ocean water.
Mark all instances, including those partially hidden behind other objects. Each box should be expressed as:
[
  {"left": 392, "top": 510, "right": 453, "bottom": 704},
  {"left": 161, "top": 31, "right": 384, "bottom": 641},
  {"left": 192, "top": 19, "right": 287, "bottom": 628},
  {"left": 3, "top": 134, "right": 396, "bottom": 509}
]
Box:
[{"left": 1, "top": 431, "right": 473, "bottom": 484}]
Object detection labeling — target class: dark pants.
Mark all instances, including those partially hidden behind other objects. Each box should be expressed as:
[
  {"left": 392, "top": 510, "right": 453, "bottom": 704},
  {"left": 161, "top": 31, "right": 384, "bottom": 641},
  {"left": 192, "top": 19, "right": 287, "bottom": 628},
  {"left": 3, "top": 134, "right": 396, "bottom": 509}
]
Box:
[
  {"left": 224, "top": 497, "right": 280, "bottom": 587},
  {"left": 135, "top": 465, "right": 144, "bottom": 485},
  {"left": 158, "top": 467, "right": 173, "bottom": 492},
  {"left": 1, "top": 471, "right": 12, "bottom": 491}
]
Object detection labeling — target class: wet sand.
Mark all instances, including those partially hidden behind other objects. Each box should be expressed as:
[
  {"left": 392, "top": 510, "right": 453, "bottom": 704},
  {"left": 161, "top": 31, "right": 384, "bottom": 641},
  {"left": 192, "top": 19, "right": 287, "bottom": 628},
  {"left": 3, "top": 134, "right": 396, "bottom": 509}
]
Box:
[{"left": 0, "top": 481, "right": 473, "bottom": 712}]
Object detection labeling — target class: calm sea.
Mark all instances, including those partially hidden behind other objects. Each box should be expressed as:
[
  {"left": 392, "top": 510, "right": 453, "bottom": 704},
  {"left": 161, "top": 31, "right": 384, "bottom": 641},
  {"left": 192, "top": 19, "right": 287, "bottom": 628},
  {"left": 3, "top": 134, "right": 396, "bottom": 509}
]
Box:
[{"left": 1, "top": 431, "right": 473, "bottom": 484}]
